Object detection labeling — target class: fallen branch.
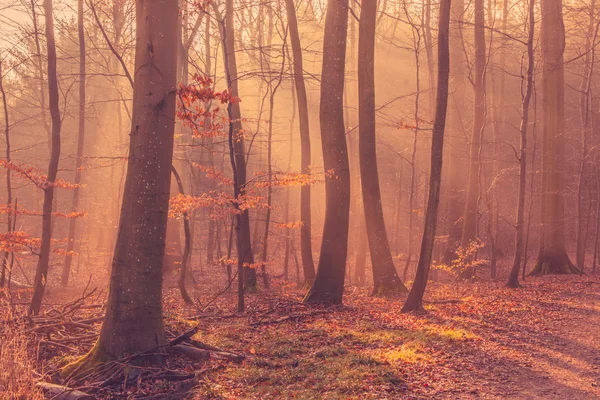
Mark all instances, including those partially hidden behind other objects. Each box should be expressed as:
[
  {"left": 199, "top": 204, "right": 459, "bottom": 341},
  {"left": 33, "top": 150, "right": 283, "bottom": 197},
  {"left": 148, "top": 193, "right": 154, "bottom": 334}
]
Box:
[
  {"left": 36, "top": 382, "right": 93, "bottom": 400},
  {"left": 172, "top": 344, "right": 210, "bottom": 360}
]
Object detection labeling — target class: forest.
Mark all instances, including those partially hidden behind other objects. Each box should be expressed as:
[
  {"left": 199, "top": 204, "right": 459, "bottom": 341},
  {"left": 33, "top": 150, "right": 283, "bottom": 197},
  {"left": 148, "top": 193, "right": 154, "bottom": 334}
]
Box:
[{"left": 1, "top": 0, "right": 600, "bottom": 398}]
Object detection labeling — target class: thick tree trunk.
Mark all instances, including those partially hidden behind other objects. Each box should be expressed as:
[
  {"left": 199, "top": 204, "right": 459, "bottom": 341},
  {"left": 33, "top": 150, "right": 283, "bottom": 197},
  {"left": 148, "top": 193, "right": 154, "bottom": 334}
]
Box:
[
  {"left": 530, "top": 0, "right": 578, "bottom": 275},
  {"left": 284, "top": 0, "right": 316, "bottom": 286},
  {"left": 62, "top": 0, "right": 178, "bottom": 370},
  {"left": 30, "top": 0, "right": 61, "bottom": 316},
  {"left": 358, "top": 0, "right": 407, "bottom": 295},
  {"left": 304, "top": 0, "right": 350, "bottom": 305},
  {"left": 402, "top": 0, "right": 450, "bottom": 312},
  {"left": 507, "top": 0, "right": 535, "bottom": 289},
  {"left": 62, "top": 0, "right": 86, "bottom": 287}
]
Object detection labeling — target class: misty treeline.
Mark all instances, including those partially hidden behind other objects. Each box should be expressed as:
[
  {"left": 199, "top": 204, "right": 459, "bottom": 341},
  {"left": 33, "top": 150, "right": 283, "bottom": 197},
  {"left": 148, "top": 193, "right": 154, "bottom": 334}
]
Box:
[{"left": 0, "top": 0, "right": 596, "bottom": 367}]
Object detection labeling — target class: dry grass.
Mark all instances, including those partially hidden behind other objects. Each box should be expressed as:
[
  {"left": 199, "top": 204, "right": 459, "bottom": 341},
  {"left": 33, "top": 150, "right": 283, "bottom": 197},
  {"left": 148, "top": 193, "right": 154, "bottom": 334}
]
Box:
[{"left": 0, "top": 291, "right": 44, "bottom": 400}]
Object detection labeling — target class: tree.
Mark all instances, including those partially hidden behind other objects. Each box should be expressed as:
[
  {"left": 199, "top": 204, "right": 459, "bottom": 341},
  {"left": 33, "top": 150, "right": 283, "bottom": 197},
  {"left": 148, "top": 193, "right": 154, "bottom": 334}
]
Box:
[
  {"left": 575, "top": 0, "right": 597, "bottom": 272},
  {"left": 284, "top": 0, "right": 316, "bottom": 286},
  {"left": 214, "top": 0, "right": 258, "bottom": 291},
  {"left": 304, "top": 0, "right": 350, "bottom": 305},
  {"left": 507, "top": 0, "right": 535, "bottom": 288},
  {"left": 63, "top": 0, "right": 178, "bottom": 370},
  {"left": 530, "top": 0, "right": 579, "bottom": 275},
  {"left": 461, "top": 0, "right": 485, "bottom": 248},
  {"left": 358, "top": 0, "right": 407, "bottom": 295},
  {"left": 61, "top": 0, "right": 86, "bottom": 286},
  {"left": 402, "top": 0, "right": 451, "bottom": 312},
  {"left": 29, "top": 0, "right": 62, "bottom": 315},
  {"left": 442, "top": 0, "right": 466, "bottom": 264},
  {"left": 0, "top": 60, "right": 11, "bottom": 288}
]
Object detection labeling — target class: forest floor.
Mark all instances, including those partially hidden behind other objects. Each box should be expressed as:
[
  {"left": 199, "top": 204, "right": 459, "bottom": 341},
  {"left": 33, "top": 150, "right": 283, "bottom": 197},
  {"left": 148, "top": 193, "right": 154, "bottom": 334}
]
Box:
[{"left": 2, "top": 273, "right": 600, "bottom": 399}]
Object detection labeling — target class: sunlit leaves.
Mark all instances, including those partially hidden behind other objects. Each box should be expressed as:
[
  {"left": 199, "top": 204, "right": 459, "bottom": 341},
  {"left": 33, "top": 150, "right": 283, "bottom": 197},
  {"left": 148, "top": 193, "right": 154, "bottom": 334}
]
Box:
[
  {"left": 0, "top": 159, "right": 81, "bottom": 190},
  {"left": 0, "top": 205, "right": 86, "bottom": 219}
]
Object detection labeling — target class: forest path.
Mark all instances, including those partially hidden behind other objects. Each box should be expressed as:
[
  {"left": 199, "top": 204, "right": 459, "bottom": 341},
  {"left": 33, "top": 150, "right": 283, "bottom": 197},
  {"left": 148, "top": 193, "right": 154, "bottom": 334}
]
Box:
[
  {"left": 478, "top": 278, "right": 600, "bottom": 399},
  {"left": 183, "top": 275, "right": 600, "bottom": 399}
]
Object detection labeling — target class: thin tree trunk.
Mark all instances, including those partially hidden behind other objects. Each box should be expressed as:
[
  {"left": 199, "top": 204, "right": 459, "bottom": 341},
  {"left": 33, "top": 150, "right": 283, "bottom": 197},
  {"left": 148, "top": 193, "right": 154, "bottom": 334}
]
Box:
[
  {"left": 403, "top": 9, "right": 421, "bottom": 282},
  {"left": 284, "top": 0, "right": 316, "bottom": 285},
  {"left": 261, "top": 38, "right": 286, "bottom": 289},
  {"left": 30, "top": 0, "right": 61, "bottom": 315},
  {"left": 507, "top": 0, "right": 535, "bottom": 288},
  {"left": 442, "top": 0, "right": 466, "bottom": 264},
  {"left": 172, "top": 166, "right": 193, "bottom": 304},
  {"left": 576, "top": 0, "right": 597, "bottom": 271},
  {"left": 402, "top": 0, "right": 450, "bottom": 312},
  {"left": 304, "top": 0, "right": 350, "bottom": 305},
  {"left": 30, "top": 0, "right": 50, "bottom": 148},
  {"left": 359, "top": 0, "right": 407, "bottom": 295},
  {"left": 219, "top": 0, "right": 257, "bottom": 291},
  {"left": 62, "top": 0, "right": 86, "bottom": 286},
  {"left": 459, "top": 0, "right": 486, "bottom": 280},
  {"left": 0, "top": 61, "right": 11, "bottom": 287}
]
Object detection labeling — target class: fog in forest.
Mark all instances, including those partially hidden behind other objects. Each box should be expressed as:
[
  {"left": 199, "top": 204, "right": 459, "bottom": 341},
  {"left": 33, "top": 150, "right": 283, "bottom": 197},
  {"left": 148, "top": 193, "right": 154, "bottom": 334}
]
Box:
[{"left": 1, "top": 0, "right": 599, "bottom": 398}]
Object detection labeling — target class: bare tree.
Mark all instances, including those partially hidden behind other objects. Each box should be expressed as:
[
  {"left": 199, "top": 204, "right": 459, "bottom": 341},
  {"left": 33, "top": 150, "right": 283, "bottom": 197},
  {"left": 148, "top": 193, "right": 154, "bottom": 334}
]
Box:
[
  {"left": 507, "top": 0, "right": 535, "bottom": 288},
  {"left": 30, "top": 0, "right": 62, "bottom": 315},
  {"left": 402, "top": 0, "right": 451, "bottom": 312},
  {"left": 284, "top": 0, "right": 316, "bottom": 286},
  {"left": 61, "top": 0, "right": 86, "bottom": 286},
  {"left": 304, "top": 0, "right": 350, "bottom": 305},
  {"left": 358, "top": 0, "right": 407, "bottom": 294},
  {"left": 63, "top": 0, "right": 178, "bottom": 369},
  {"left": 0, "top": 60, "right": 11, "bottom": 287},
  {"left": 530, "top": 0, "right": 579, "bottom": 275}
]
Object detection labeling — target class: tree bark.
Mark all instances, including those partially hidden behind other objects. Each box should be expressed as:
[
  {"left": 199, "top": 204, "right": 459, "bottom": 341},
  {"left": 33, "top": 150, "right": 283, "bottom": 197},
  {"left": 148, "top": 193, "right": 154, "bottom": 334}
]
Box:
[
  {"left": 62, "top": 0, "right": 86, "bottom": 287},
  {"left": 530, "top": 0, "right": 579, "bottom": 275},
  {"left": 358, "top": 0, "right": 407, "bottom": 295},
  {"left": 217, "top": 0, "right": 257, "bottom": 290},
  {"left": 575, "top": 0, "right": 596, "bottom": 271},
  {"left": 62, "top": 0, "right": 178, "bottom": 370},
  {"left": 442, "top": 0, "right": 465, "bottom": 264},
  {"left": 284, "top": 0, "right": 316, "bottom": 286},
  {"left": 172, "top": 166, "right": 193, "bottom": 304},
  {"left": 304, "top": 0, "right": 350, "bottom": 305},
  {"left": 507, "top": 0, "right": 535, "bottom": 288},
  {"left": 30, "top": 0, "right": 62, "bottom": 315},
  {"left": 461, "top": 0, "right": 486, "bottom": 249},
  {"left": 402, "top": 0, "right": 450, "bottom": 312},
  {"left": 0, "top": 61, "right": 11, "bottom": 288}
]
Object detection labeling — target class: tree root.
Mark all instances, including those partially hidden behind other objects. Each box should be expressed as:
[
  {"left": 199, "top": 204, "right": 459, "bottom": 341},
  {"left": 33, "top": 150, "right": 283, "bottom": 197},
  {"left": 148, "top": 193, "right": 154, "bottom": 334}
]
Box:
[{"left": 529, "top": 251, "right": 581, "bottom": 276}]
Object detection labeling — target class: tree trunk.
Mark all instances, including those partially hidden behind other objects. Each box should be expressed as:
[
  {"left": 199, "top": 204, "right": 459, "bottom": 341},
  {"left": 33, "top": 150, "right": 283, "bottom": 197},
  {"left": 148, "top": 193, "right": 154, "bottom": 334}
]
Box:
[
  {"left": 172, "top": 166, "right": 193, "bottom": 304},
  {"left": 304, "top": 0, "right": 350, "bottom": 305},
  {"left": 0, "top": 61, "right": 11, "bottom": 288},
  {"left": 217, "top": 0, "right": 257, "bottom": 290},
  {"left": 459, "top": 0, "right": 485, "bottom": 280},
  {"left": 358, "top": 0, "right": 407, "bottom": 295},
  {"left": 507, "top": 0, "right": 535, "bottom": 288},
  {"left": 402, "top": 0, "right": 450, "bottom": 312},
  {"left": 30, "top": 0, "right": 62, "bottom": 316},
  {"left": 62, "top": 0, "right": 86, "bottom": 287},
  {"left": 442, "top": 0, "right": 465, "bottom": 264},
  {"left": 530, "top": 0, "right": 578, "bottom": 275},
  {"left": 284, "top": 0, "right": 316, "bottom": 286},
  {"left": 575, "top": 0, "right": 596, "bottom": 271},
  {"left": 62, "top": 0, "right": 178, "bottom": 370}
]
